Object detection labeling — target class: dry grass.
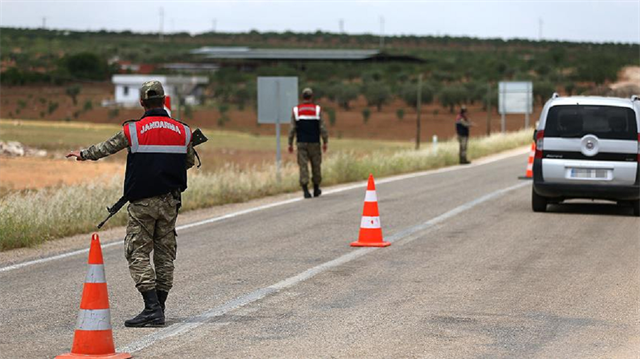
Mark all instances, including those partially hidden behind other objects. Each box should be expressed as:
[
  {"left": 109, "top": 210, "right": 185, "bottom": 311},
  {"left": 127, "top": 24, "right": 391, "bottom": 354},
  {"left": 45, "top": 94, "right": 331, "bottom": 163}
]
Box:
[{"left": 0, "top": 129, "right": 532, "bottom": 251}]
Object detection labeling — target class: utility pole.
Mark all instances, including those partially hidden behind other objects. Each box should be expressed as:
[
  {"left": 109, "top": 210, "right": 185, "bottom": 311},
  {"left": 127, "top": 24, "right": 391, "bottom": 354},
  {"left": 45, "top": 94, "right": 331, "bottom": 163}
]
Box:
[
  {"left": 212, "top": 18, "right": 217, "bottom": 33},
  {"left": 538, "top": 18, "right": 543, "bottom": 41},
  {"left": 159, "top": 7, "right": 164, "bottom": 42},
  {"left": 416, "top": 74, "right": 422, "bottom": 150},
  {"left": 486, "top": 83, "right": 492, "bottom": 136},
  {"left": 42, "top": 17, "right": 47, "bottom": 29},
  {"left": 339, "top": 19, "right": 344, "bottom": 33},
  {"left": 379, "top": 16, "right": 385, "bottom": 49}
]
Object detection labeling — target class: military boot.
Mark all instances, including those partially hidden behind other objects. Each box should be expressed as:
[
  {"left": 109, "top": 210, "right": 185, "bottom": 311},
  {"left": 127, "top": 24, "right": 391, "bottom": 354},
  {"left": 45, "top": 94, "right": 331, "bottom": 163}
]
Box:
[
  {"left": 157, "top": 290, "right": 169, "bottom": 314},
  {"left": 313, "top": 184, "right": 322, "bottom": 198},
  {"left": 302, "top": 185, "right": 312, "bottom": 199},
  {"left": 124, "top": 290, "right": 165, "bottom": 327}
]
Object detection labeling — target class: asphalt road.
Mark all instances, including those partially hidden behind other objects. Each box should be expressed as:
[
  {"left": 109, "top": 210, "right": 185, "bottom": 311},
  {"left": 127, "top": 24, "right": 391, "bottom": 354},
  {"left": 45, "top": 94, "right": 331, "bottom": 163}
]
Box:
[{"left": 1, "top": 151, "right": 638, "bottom": 359}]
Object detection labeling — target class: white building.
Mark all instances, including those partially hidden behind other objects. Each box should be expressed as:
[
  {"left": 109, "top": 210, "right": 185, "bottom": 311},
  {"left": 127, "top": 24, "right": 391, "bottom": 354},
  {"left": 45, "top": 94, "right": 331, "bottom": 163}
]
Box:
[{"left": 111, "top": 75, "right": 209, "bottom": 107}]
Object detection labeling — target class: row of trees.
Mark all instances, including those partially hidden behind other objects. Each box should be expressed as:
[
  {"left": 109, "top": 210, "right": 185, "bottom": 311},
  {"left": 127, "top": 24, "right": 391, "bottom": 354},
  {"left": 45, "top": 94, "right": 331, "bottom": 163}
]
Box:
[{"left": 210, "top": 76, "right": 571, "bottom": 115}]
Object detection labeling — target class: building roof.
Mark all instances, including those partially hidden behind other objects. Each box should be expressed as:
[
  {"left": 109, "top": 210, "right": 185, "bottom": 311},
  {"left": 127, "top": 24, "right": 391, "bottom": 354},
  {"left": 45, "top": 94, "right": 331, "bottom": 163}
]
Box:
[
  {"left": 112, "top": 75, "right": 209, "bottom": 86},
  {"left": 189, "top": 46, "right": 421, "bottom": 62}
]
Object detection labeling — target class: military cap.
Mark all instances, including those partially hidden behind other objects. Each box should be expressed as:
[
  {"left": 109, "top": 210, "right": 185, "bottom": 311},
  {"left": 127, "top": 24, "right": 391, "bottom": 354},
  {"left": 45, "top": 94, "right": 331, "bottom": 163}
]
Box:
[{"left": 140, "top": 81, "right": 165, "bottom": 100}]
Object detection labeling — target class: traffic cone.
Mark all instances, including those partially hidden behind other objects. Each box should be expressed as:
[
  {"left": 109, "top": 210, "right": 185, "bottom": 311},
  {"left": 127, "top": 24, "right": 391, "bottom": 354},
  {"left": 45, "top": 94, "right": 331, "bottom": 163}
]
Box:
[
  {"left": 164, "top": 95, "right": 172, "bottom": 117},
  {"left": 519, "top": 142, "right": 535, "bottom": 180},
  {"left": 56, "top": 234, "right": 131, "bottom": 359},
  {"left": 351, "top": 174, "right": 391, "bottom": 247}
]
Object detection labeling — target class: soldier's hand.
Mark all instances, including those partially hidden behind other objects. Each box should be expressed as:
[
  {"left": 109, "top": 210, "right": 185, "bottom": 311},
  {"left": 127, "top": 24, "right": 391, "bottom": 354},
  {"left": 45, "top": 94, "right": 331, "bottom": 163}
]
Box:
[
  {"left": 288, "top": 145, "right": 294, "bottom": 154},
  {"left": 322, "top": 144, "right": 327, "bottom": 153},
  {"left": 66, "top": 151, "right": 86, "bottom": 161}
]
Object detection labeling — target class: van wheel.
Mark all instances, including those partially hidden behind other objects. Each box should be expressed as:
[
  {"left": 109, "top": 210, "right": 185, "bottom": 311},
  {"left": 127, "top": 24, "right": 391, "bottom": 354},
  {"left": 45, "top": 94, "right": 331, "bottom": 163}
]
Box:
[
  {"left": 633, "top": 200, "right": 640, "bottom": 217},
  {"left": 532, "top": 188, "right": 548, "bottom": 213}
]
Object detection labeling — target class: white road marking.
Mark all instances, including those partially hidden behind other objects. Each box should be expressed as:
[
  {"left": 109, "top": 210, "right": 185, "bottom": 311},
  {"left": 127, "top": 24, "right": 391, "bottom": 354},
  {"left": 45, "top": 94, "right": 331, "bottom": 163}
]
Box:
[
  {"left": 119, "top": 180, "right": 530, "bottom": 353},
  {"left": 0, "top": 147, "right": 528, "bottom": 273}
]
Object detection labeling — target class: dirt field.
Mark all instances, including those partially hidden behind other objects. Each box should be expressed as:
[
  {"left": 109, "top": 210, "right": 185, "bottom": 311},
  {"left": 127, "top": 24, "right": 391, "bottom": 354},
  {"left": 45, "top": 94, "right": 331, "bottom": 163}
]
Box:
[{"left": 0, "top": 156, "right": 122, "bottom": 190}]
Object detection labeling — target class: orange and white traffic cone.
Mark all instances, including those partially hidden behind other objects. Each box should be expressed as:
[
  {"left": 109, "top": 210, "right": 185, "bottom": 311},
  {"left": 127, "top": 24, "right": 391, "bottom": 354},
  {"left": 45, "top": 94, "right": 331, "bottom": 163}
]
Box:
[
  {"left": 56, "top": 234, "right": 131, "bottom": 359},
  {"left": 519, "top": 142, "right": 536, "bottom": 180},
  {"left": 351, "top": 174, "right": 391, "bottom": 247}
]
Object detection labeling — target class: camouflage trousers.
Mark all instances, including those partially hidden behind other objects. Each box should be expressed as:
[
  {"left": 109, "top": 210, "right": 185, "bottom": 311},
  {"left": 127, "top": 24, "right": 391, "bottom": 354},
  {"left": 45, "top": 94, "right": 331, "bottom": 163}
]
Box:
[
  {"left": 458, "top": 135, "right": 469, "bottom": 161},
  {"left": 124, "top": 191, "right": 180, "bottom": 293},
  {"left": 297, "top": 142, "right": 322, "bottom": 186}
]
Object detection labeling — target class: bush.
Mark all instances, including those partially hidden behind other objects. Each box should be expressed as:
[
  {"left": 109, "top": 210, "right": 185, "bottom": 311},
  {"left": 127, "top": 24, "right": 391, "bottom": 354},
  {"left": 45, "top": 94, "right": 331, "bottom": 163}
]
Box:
[
  {"left": 363, "top": 83, "right": 391, "bottom": 111},
  {"left": 108, "top": 108, "right": 120, "bottom": 119},
  {"left": 438, "top": 84, "right": 467, "bottom": 113},
  {"left": 183, "top": 104, "right": 193, "bottom": 119},
  {"left": 65, "top": 85, "right": 81, "bottom": 106},
  {"left": 325, "top": 107, "right": 336, "bottom": 126},
  {"left": 533, "top": 81, "right": 556, "bottom": 105},
  {"left": 47, "top": 101, "right": 59, "bottom": 115},
  {"left": 234, "top": 87, "right": 250, "bottom": 111},
  {"left": 396, "top": 108, "right": 405, "bottom": 121},
  {"left": 327, "top": 83, "right": 358, "bottom": 110},
  {"left": 401, "top": 82, "right": 434, "bottom": 109},
  {"left": 217, "top": 103, "right": 230, "bottom": 126},
  {"left": 63, "top": 52, "right": 109, "bottom": 81},
  {"left": 83, "top": 100, "right": 93, "bottom": 112},
  {"left": 362, "top": 108, "right": 371, "bottom": 124}
]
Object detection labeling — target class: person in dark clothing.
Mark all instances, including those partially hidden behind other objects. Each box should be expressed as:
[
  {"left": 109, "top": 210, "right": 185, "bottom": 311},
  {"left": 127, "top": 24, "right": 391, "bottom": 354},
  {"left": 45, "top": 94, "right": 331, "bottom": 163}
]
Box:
[
  {"left": 288, "top": 87, "right": 329, "bottom": 198},
  {"left": 67, "top": 81, "right": 195, "bottom": 327},
  {"left": 455, "top": 106, "right": 474, "bottom": 164}
]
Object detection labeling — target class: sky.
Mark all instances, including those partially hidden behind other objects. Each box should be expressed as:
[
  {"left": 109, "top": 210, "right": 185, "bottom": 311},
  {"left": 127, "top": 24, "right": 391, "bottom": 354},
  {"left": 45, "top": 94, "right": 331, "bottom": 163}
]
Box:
[{"left": 1, "top": 0, "right": 639, "bottom": 44}]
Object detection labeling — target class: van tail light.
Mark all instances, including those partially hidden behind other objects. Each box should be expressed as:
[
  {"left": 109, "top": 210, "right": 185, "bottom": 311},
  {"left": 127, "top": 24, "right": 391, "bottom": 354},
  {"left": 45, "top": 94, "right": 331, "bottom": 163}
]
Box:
[{"left": 535, "top": 130, "right": 545, "bottom": 159}]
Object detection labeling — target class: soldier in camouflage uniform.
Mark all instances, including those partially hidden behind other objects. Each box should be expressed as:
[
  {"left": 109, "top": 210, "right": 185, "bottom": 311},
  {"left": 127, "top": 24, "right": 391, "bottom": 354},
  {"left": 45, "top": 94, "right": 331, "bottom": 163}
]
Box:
[
  {"left": 288, "top": 87, "right": 329, "bottom": 198},
  {"left": 67, "top": 81, "right": 195, "bottom": 327}
]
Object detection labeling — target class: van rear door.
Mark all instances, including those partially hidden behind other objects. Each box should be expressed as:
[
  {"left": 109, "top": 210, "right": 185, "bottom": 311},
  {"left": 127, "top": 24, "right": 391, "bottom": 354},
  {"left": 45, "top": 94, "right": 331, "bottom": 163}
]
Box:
[{"left": 541, "top": 105, "right": 638, "bottom": 185}]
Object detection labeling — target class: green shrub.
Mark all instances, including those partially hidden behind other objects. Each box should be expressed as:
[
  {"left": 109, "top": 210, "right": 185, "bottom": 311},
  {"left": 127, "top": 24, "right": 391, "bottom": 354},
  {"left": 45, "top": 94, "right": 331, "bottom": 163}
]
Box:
[
  {"left": 107, "top": 108, "right": 120, "bottom": 119},
  {"left": 65, "top": 85, "right": 81, "bottom": 105},
  {"left": 363, "top": 83, "right": 391, "bottom": 111},
  {"left": 326, "top": 107, "right": 336, "bottom": 126},
  {"left": 83, "top": 100, "right": 93, "bottom": 112},
  {"left": 401, "top": 82, "right": 434, "bottom": 109},
  {"left": 362, "top": 108, "right": 371, "bottom": 124},
  {"left": 47, "top": 101, "right": 59, "bottom": 115},
  {"left": 396, "top": 108, "right": 405, "bottom": 121}
]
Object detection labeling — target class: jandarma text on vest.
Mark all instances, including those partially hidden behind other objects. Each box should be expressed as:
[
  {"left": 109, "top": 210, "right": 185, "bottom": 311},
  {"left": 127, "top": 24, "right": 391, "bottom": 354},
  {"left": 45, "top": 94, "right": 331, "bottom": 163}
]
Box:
[{"left": 140, "top": 121, "right": 182, "bottom": 135}]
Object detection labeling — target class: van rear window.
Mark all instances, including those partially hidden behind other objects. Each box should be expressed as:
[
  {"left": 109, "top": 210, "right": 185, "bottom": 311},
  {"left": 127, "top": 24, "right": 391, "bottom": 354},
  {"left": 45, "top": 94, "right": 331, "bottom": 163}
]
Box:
[{"left": 545, "top": 105, "right": 638, "bottom": 140}]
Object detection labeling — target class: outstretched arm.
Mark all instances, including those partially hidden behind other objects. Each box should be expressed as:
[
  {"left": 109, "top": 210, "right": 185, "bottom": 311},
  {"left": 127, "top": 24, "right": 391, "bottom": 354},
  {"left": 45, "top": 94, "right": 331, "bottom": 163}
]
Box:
[{"left": 66, "top": 131, "right": 129, "bottom": 161}]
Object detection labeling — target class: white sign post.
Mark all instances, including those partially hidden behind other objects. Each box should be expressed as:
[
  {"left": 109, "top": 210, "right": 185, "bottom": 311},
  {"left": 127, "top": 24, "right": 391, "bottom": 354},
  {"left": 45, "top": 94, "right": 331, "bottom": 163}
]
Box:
[
  {"left": 498, "top": 81, "right": 533, "bottom": 133},
  {"left": 257, "top": 77, "right": 299, "bottom": 180}
]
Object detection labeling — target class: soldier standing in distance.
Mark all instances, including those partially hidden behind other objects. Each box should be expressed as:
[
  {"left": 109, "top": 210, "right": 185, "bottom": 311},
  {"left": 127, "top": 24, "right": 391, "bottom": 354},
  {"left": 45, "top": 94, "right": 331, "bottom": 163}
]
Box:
[
  {"left": 455, "top": 105, "right": 474, "bottom": 165},
  {"left": 288, "top": 87, "right": 329, "bottom": 198},
  {"left": 66, "top": 81, "right": 195, "bottom": 327}
]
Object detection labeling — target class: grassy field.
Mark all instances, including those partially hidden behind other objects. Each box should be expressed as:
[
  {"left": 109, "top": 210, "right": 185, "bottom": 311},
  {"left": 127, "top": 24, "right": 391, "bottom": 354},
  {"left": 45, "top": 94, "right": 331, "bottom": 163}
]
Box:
[{"left": 0, "top": 119, "right": 532, "bottom": 251}]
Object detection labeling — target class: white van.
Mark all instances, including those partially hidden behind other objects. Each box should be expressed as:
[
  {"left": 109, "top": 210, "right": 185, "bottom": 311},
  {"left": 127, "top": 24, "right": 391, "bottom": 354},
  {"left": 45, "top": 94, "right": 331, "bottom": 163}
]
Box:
[{"left": 532, "top": 94, "right": 640, "bottom": 216}]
